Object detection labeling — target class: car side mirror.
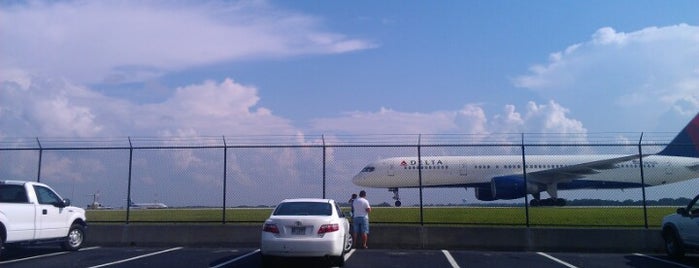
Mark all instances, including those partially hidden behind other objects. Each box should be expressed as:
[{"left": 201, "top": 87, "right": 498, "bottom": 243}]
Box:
[{"left": 677, "top": 207, "right": 688, "bottom": 216}]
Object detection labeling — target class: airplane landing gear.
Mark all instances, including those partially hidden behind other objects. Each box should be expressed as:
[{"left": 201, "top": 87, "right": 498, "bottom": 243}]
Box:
[
  {"left": 389, "top": 188, "right": 401, "bottom": 207},
  {"left": 530, "top": 184, "right": 566, "bottom": 207}
]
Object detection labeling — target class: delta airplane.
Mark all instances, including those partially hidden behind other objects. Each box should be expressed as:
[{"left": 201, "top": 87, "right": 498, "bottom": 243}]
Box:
[{"left": 352, "top": 113, "right": 699, "bottom": 207}]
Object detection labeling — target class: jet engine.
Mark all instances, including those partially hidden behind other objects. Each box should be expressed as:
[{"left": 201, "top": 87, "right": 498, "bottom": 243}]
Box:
[{"left": 474, "top": 176, "right": 540, "bottom": 201}]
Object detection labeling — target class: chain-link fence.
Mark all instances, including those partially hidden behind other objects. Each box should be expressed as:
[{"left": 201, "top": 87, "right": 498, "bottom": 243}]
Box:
[{"left": 0, "top": 133, "right": 696, "bottom": 228}]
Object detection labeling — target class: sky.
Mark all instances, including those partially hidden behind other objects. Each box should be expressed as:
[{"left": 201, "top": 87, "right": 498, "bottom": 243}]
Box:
[{"left": 1, "top": 1, "right": 699, "bottom": 207}]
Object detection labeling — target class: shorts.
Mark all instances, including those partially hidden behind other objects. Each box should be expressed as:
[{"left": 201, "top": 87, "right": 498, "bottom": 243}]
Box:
[{"left": 353, "top": 216, "right": 369, "bottom": 234}]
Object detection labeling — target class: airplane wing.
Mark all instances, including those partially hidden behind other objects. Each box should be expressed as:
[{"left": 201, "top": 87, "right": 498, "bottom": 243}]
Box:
[{"left": 526, "top": 154, "right": 642, "bottom": 184}]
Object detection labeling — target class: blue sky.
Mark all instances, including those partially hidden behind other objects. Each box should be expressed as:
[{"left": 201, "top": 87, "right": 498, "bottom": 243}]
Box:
[
  {"left": 2, "top": 0, "right": 698, "bottom": 138},
  {"left": 2, "top": 1, "right": 699, "bottom": 206}
]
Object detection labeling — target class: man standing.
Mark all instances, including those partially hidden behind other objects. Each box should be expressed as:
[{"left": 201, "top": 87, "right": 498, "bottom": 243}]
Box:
[
  {"left": 349, "top": 193, "right": 357, "bottom": 217},
  {"left": 352, "top": 190, "right": 371, "bottom": 249}
]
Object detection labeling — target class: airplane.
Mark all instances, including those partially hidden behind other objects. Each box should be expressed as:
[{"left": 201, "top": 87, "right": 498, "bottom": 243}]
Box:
[
  {"left": 128, "top": 199, "right": 168, "bottom": 209},
  {"left": 86, "top": 191, "right": 112, "bottom": 210},
  {"left": 352, "top": 113, "right": 699, "bottom": 207}
]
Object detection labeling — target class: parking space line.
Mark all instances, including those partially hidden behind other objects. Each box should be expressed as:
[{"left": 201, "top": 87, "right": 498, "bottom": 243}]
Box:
[
  {"left": 0, "top": 251, "right": 69, "bottom": 264},
  {"left": 209, "top": 249, "right": 260, "bottom": 268},
  {"left": 537, "top": 252, "right": 578, "bottom": 268},
  {"left": 87, "top": 247, "right": 183, "bottom": 268},
  {"left": 344, "top": 249, "right": 356, "bottom": 261},
  {"left": 633, "top": 253, "right": 695, "bottom": 268},
  {"left": 441, "top": 250, "right": 460, "bottom": 268},
  {"left": 0, "top": 246, "right": 100, "bottom": 265}
]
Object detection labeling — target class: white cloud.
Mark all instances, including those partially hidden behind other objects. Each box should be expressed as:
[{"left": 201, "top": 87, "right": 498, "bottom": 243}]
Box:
[
  {"left": 310, "top": 107, "right": 459, "bottom": 135},
  {"left": 513, "top": 24, "right": 699, "bottom": 129},
  {"left": 0, "top": 70, "right": 299, "bottom": 137},
  {"left": 141, "top": 78, "right": 298, "bottom": 136},
  {"left": 0, "top": 0, "right": 376, "bottom": 84},
  {"left": 522, "top": 101, "right": 586, "bottom": 134},
  {"left": 592, "top": 27, "right": 628, "bottom": 45},
  {"left": 311, "top": 100, "right": 584, "bottom": 136},
  {"left": 0, "top": 70, "right": 109, "bottom": 137}
]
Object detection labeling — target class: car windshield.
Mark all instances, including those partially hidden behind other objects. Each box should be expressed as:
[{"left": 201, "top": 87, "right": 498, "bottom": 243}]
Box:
[{"left": 273, "top": 201, "right": 332, "bottom": 216}]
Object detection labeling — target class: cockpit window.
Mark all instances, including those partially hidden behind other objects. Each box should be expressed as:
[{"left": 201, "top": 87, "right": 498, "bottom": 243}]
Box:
[{"left": 361, "top": 166, "right": 375, "bottom": 172}]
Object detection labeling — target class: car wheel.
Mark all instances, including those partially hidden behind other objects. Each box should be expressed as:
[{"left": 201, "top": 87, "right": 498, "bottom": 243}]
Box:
[
  {"left": 0, "top": 236, "right": 4, "bottom": 259},
  {"left": 344, "top": 233, "right": 354, "bottom": 253},
  {"left": 62, "top": 224, "right": 85, "bottom": 251},
  {"left": 664, "top": 229, "right": 685, "bottom": 259}
]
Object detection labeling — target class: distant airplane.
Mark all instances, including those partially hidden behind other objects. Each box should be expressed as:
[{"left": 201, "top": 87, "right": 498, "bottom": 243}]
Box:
[
  {"left": 128, "top": 199, "right": 168, "bottom": 209},
  {"left": 86, "top": 191, "right": 112, "bottom": 210},
  {"left": 352, "top": 113, "right": 699, "bottom": 207}
]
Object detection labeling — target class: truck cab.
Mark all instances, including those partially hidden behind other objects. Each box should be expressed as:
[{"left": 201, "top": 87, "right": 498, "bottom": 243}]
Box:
[{"left": 0, "top": 180, "right": 87, "bottom": 258}]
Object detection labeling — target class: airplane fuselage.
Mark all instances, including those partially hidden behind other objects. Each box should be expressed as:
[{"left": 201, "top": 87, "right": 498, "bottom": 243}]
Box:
[{"left": 353, "top": 155, "right": 699, "bottom": 192}]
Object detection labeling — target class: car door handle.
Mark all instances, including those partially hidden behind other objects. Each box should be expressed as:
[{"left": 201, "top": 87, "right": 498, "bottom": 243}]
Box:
[{"left": 43, "top": 209, "right": 47, "bottom": 215}]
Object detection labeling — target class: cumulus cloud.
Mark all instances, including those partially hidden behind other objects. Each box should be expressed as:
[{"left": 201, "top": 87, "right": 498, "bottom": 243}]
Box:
[
  {"left": 0, "top": 70, "right": 298, "bottom": 137},
  {"left": 310, "top": 107, "right": 459, "bottom": 135},
  {"left": 522, "top": 101, "right": 586, "bottom": 134},
  {"left": 311, "top": 100, "right": 584, "bottom": 136},
  {"left": 513, "top": 24, "right": 699, "bottom": 129},
  {"left": 141, "top": 78, "right": 300, "bottom": 136},
  {"left": 0, "top": 70, "right": 109, "bottom": 137},
  {"left": 0, "top": 0, "right": 376, "bottom": 84}
]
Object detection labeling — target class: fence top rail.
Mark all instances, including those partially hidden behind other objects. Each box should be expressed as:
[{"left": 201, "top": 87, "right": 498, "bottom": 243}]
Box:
[{"left": 0, "top": 132, "right": 679, "bottom": 150}]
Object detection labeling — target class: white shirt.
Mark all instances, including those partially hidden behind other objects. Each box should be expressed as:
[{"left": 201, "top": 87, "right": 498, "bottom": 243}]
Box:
[{"left": 352, "top": 197, "right": 370, "bottom": 218}]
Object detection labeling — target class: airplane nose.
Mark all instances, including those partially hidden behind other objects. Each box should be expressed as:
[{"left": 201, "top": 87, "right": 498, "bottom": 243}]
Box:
[{"left": 352, "top": 172, "right": 365, "bottom": 186}]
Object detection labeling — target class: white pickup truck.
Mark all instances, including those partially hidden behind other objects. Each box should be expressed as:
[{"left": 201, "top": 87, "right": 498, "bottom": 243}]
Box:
[{"left": 0, "top": 180, "right": 87, "bottom": 257}]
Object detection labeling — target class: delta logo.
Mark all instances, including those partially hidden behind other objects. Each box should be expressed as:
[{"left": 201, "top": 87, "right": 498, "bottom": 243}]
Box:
[{"left": 400, "top": 159, "right": 445, "bottom": 167}]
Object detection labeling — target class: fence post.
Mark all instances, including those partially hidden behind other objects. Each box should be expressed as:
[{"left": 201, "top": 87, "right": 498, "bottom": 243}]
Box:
[
  {"left": 322, "top": 135, "right": 326, "bottom": 199},
  {"left": 418, "top": 134, "right": 424, "bottom": 226},
  {"left": 521, "top": 133, "right": 530, "bottom": 227},
  {"left": 36, "top": 137, "right": 42, "bottom": 182},
  {"left": 223, "top": 136, "right": 228, "bottom": 224},
  {"left": 638, "top": 132, "right": 649, "bottom": 229},
  {"left": 126, "top": 137, "right": 133, "bottom": 224}
]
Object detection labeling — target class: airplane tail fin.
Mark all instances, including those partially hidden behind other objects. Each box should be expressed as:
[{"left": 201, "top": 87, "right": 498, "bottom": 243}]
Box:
[{"left": 658, "top": 113, "right": 699, "bottom": 157}]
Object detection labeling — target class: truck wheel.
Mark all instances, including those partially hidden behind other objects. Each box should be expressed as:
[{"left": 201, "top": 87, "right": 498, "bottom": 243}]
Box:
[{"left": 62, "top": 224, "right": 85, "bottom": 251}]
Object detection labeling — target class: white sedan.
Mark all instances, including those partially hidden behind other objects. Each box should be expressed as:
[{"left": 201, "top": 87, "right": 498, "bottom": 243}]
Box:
[
  {"left": 662, "top": 193, "right": 699, "bottom": 258},
  {"left": 260, "top": 198, "right": 353, "bottom": 267}
]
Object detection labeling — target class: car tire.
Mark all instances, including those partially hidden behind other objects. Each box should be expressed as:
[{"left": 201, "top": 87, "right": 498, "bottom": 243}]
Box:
[
  {"left": 61, "top": 224, "right": 85, "bottom": 251},
  {"left": 664, "top": 228, "right": 685, "bottom": 259},
  {"left": 344, "top": 233, "right": 353, "bottom": 253},
  {"left": 331, "top": 254, "right": 345, "bottom": 267}
]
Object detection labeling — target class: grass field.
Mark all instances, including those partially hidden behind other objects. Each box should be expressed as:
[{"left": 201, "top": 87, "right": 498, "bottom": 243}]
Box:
[{"left": 86, "top": 206, "right": 677, "bottom": 227}]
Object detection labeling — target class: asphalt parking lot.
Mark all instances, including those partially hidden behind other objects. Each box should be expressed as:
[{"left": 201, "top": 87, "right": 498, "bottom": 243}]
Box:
[{"left": 1, "top": 246, "right": 697, "bottom": 268}]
